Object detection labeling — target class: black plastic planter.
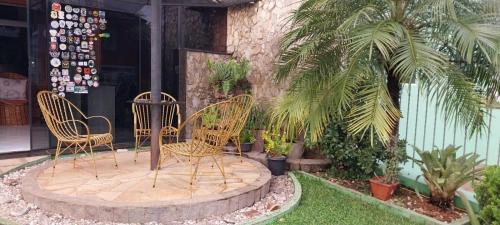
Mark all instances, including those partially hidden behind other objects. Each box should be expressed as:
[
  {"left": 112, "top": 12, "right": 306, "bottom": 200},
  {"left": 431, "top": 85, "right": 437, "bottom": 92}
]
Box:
[
  {"left": 267, "top": 156, "right": 287, "bottom": 176},
  {"left": 240, "top": 143, "right": 253, "bottom": 152}
]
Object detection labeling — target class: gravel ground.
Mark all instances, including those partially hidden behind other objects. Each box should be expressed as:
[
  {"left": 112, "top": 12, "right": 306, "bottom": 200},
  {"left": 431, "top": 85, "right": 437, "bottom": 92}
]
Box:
[{"left": 0, "top": 163, "right": 295, "bottom": 225}]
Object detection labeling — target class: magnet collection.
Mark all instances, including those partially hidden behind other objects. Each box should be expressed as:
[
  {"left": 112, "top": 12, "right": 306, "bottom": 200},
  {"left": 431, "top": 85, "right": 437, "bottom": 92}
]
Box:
[{"left": 49, "top": 2, "right": 107, "bottom": 96}]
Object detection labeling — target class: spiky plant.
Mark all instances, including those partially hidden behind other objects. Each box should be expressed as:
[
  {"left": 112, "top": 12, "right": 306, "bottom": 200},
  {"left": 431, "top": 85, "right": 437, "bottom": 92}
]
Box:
[
  {"left": 413, "top": 145, "right": 484, "bottom": 209},
  {"left": 273, "top": 0, "right": 500, "bottom": 183}
]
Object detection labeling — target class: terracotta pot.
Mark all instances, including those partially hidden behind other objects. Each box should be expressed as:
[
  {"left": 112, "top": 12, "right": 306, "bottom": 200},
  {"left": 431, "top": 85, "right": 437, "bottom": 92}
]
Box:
[
  {"left": 251, "top": 129, "right": 265, "bottom": 152},
  {"left": 287, "top": 141, "right": 304, "bottom": 160},
  {"left": 369, "top": 177, "right": 399, "bottom": 201}
]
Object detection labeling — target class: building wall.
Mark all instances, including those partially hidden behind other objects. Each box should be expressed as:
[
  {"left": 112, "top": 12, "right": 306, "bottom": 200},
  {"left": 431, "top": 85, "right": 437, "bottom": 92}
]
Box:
[
  {"left": 185, "top": 50, "right": 230, "bottom": 117},
  {"left": 183, "top": 0, "right": 301, "bottom": 119},
  {"left": 227, "top": 0, "right": 301, "bottom": 101}
]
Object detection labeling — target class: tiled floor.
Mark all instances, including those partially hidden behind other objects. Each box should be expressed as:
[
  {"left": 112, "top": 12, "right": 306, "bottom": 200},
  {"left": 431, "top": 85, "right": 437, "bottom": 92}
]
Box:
[
  {"left": 0, "top": 155, "right": 47, "bottom": 174},
  {"left": 0, "top": 125, "right": 50, "bottom": 153},
  {"left": 37, "top": 151, "right": 264, "bottom": 203},
  {"left": 0, "top": 125, "right": 30, "bottom": 153}
]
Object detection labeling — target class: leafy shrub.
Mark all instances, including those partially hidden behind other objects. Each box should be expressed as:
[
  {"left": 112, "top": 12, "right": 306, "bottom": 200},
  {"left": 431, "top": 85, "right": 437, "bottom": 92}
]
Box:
[
  {"left": 263, "top": 130, "right": 290, "bottom": 157},
  {"left": 240, "top": 129, "right": 256, "bottom": 143},
  {"left": 316, "top": 120, "right": 406, "bottom": 180},
  {"left": 475, "top": 166, "right": 500, "bottom": 225},
  {"left": 412, "top": 145, "right": 484, "bottom": 209}
]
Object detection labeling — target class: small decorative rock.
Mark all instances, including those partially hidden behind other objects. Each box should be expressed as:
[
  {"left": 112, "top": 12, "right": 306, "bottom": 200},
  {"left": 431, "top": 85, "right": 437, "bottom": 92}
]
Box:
[
  {"left": 10, "top": 206, "right": 30, "bottom": 217},
  {"left": 223, "top": 218, "right": 236, "bottom": 224},
  {"left": 0, "top": 195, "right": 12, "bottom": 204},
  {"left": 243, "top": 209, "right": 261, "bottom": 218},
  {"left": 3, "top": 178, "right": 18, "bottom": 186},
  {"left": 266, "top": 203, "right": 280, "bottom": 211}
]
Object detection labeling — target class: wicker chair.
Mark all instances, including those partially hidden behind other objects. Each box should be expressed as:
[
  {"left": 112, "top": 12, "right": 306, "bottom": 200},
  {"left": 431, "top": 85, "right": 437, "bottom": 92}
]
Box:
[
  {"left": 153, "top": 95, "right": 253, "bottom": 188},
  {"left": 37, "top": 91, "right": 118, "bottom": 178},
  {"left": 0, "top": 72, "right": 28, "bottom": 126},
  {"left": 132, "top": 92, "right": 181, "bottom": 162}
]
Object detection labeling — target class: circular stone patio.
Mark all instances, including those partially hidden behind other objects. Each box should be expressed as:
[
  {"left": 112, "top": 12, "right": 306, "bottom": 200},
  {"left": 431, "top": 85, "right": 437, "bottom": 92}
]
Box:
[{"left": 21, "top": 151, "right": 271, "bottom": 223}]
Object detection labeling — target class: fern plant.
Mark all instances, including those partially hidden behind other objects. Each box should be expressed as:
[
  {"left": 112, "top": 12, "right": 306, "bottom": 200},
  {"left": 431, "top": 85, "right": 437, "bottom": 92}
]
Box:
[
  {"left": 412, "top": 145, "right": 484, "bottom": 209},
  {"left": 207, "top": 58, "right": 250, "bottom": 96}
]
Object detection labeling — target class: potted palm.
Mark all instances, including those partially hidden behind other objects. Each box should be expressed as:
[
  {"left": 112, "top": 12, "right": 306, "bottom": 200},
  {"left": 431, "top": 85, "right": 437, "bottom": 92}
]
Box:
[
  {"left": 207, "top": 58, "right": 250, "bottom": 99},
  {"left": 262, "top": 130, "right": 291, "bottom": 175}
]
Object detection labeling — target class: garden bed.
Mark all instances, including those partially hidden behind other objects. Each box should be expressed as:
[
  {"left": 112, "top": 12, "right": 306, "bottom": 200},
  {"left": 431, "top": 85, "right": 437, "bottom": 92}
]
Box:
[{"left": 315, "top": 172, "right": 468, "bottom": 224}]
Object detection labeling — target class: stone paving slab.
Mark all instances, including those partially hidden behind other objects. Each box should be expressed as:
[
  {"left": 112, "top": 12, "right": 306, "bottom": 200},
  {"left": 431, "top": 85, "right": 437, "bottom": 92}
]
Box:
[
  {"left": 21, "top": 151, "right": 271, "bottom": 223},
  {"left": 0, "top": 156, "right": 48, "bottom": 175}
]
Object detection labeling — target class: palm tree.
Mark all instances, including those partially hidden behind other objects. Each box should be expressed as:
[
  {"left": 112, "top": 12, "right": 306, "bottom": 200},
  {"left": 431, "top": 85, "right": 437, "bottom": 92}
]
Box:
[{"left": 273, "top": 0, "right": 500, "bottom": 183}]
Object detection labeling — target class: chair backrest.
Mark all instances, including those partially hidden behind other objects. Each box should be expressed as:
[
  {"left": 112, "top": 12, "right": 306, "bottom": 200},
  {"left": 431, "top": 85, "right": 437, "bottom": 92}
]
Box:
[
  {"left": 189, "top": 98, "right": 248, "bottom": 152},
  {"left": 132, "top": 92, "right": 181, "bottom": 133},
  {"left": 37, "top": 91, "right": 85, "bottom": 140},
  {"left": 228, "top": 94, "right": 254, "bottom": 136}
]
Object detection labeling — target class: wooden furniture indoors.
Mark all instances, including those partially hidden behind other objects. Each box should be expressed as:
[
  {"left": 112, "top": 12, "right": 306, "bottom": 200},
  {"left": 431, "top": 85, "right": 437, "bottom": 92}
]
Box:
[
  {"left": 132, "top": 92, "right": 181, "bottom": 162},
  {"left": 153, "top": 95, "right": 253, "bottom": 188},
  {"left": 0, "top": 72, "right": 28, "bottom": 126},
  {"left": 37, "top": 91, "right": 118, "bottom": 178}
]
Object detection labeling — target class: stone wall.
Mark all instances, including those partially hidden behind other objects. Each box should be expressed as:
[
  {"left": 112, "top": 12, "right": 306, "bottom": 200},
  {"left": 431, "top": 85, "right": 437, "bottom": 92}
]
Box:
[
  {"left": 185, "top": 50, "right": 230, "bottom": 118},
  {"left": 183, "top": 0, "right": 301, "bottom": 119},
  {"left": 227, "top": 0, "right": 301, "bottom": 101}
]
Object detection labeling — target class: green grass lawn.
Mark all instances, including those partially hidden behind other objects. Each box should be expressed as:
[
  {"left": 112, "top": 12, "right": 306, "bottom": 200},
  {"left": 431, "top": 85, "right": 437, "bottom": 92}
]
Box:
[{"left": 271, "top": 173, "right": 421, "bottom": 225}]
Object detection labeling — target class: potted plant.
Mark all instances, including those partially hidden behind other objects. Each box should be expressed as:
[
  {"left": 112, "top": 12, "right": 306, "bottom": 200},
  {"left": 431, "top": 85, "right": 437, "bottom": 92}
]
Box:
[
  {"left": 412, "top": 145, "right": 484, "bottom": 209},
  {"left": 287, "top": 132, "right": 305, "bottom": 160},
  {"left": 263, "top": 130, "right": 291, "bottom": 175},
  {"left": 239, "top": 128, "right": 255, "bottom": 152},
  {"left": 207, "top": 58, "right": 250, "bottom": 99},
  {"left": 249, "top": 103, "right": 269, "bottom": 152},
  {"left": 369, "top": 140, "right": 407, "bottom": 201}
]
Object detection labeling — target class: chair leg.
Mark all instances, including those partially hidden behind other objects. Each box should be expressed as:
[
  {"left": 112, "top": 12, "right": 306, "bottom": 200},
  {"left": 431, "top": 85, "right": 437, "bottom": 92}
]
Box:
[
  {"left": 189, "top": 155, "right": 193, "bottom": 185},
  {"left": 52, "top": 140, "right": 62, "bottom": 177},
  {"left": 232, "top": 136, "right": 243, "bottom": 163},
  {"left": 211, "top": 155, "right": 226, "bottom": 184},
  {"left": 152, "top": 149, "right": 164, "bottom": 188},
  {"left": 191, "top": 157, "right": 202, "bottom": 184},
  {"left": 109, "top": 142, "right": 118, "bottom": 168},
  {"left": 134, "top": 135, "right": 139, "bottom": 163},
  {"left": 73, "top": 144, "right": 78, "bottom": 168},
  {"left": 89, "top": 144, "right": 98, "bottom": 179}
]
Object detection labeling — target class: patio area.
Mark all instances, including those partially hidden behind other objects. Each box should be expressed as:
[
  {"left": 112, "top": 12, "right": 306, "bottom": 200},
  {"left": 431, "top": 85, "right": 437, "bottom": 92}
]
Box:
[{"left": 21, "top": 151, "right": 271, "bottom": 223}]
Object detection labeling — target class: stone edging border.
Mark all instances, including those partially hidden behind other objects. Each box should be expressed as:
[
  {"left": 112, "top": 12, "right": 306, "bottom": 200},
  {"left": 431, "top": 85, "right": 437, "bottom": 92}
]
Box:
[
  {"left": 240, "top": 172, "right": 302, "bottom": 225},
  {"left": 0, "top": 156, "right": 51, "bottom": 178},
  {"left": 21, "top": 154, "right": 272, "bottom": 223},
  {"left": 298, "top": 171, "right": 470, "bottom": 225}
]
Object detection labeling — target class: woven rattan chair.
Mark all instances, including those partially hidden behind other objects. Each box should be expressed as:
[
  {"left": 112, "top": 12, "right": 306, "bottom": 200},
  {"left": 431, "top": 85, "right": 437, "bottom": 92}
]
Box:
[
  {"left": 153, "top": 95, "right": 253, "bottom": 188},
  {"left": 226, "top": 95, "right": 254, "bottom": 160},
  {"left": 132, "top": 92, "right": 181, "bottom": 162},
  {"left": 37, "top": 91, "right": 118, "bottom": 178}
]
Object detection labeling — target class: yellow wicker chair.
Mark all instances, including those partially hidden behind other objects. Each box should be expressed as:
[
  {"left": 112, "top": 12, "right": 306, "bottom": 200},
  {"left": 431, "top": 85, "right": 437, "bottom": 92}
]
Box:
[
  {"left": 226, "top": 95, "right": 254, "bottom": 160},
  {"left": 132, "top": 92, "right": 181, "bottom": 162},
  {"left": 153, "top": 96, "right": 252, "bottom": 188},
  {"left": 37, "top": 91, "right": 118, "bottom": 178}
]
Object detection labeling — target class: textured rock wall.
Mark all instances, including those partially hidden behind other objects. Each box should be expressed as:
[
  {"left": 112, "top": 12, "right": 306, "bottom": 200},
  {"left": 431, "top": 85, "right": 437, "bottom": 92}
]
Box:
[
  {"left": 183, "top": 0, "right": 301, "bottom": 119},
  {"left": 185, "top": 51, "right": 230, "bottom": 117},
  {"left": 227, "top": 0, "right": 301, "bottom": 101}
]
